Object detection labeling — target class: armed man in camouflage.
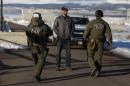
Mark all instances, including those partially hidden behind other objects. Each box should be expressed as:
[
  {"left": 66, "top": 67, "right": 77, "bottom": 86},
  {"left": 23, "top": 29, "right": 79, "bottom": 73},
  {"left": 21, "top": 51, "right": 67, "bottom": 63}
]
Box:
[
  {"left": 26, "top": 12, "right": 53, "bottom": 82},
  {"left": 83, "top": 10, "right": 112, "bottom": 77}
]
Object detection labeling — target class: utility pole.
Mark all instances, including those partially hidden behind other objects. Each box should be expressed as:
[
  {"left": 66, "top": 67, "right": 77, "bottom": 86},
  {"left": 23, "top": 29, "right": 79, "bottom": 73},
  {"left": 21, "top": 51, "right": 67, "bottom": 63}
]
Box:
[{"left": 1, "top": 0, "right": 3, "bottom": 31}]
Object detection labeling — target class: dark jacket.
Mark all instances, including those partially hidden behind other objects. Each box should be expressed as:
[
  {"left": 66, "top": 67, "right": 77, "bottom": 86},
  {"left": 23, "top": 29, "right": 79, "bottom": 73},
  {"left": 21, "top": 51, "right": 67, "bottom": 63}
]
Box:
[{"left": 53, "top": 15, "right": 74, "bottom": 40}]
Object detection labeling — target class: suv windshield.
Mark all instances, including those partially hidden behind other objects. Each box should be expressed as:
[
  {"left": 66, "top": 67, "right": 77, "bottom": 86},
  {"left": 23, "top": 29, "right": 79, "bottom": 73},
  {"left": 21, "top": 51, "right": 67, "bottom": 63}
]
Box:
[{"left": 71, "top": 17, "right": 89, "bottom": 25}]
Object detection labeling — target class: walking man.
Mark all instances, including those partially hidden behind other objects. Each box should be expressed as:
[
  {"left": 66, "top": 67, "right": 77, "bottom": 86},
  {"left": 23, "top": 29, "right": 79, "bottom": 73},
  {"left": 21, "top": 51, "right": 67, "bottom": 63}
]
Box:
[
  {"left": 53, "top": 6, "right": 74, "bottom": 71},
  {"left": 26, "top": 12, "right": 53, "bottom": 82},
  {"left": 83, "top": 10, "right": 112, "bottom": 77}
]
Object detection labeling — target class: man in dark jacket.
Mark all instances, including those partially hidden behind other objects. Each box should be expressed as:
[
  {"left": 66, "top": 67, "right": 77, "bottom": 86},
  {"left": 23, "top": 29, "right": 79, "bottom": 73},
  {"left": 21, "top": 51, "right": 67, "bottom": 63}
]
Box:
[
  {"left": 53, "top": 6, "right": 74, "bottom": 70},
  {"left": 83, "top": 10, "right": 112, "bottom": 77},
  {"left": 26, "top": 12, "right": 53, "bottom": 82}
]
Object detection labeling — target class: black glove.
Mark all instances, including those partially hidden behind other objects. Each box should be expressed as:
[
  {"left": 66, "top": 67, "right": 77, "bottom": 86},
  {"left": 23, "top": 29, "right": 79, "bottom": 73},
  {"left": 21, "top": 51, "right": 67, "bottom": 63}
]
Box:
[{"left": 106, "top": 41, "right": 112, "bottom": 49}]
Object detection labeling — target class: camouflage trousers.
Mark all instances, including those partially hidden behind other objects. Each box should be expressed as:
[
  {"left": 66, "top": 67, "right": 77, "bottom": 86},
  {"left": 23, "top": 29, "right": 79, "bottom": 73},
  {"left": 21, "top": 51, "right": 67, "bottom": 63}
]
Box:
[
  {"left": 31, "top": 45, "right": 48, "bottom": 77},
  {"left": 87, "top": 41, "right": 104, "bottom": 72}
]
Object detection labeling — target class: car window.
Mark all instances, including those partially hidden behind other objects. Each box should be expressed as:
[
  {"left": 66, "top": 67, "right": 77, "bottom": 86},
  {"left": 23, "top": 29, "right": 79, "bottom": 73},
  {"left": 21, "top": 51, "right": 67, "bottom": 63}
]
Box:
[{"left": 71, "top": 17, "right": 89, "bottom": 25}]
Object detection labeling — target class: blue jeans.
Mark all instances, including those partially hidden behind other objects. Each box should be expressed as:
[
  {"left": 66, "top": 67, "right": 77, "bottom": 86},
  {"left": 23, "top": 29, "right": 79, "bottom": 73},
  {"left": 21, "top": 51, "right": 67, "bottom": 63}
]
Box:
[{"left": 56, "top": 38, "right": 71, "bottom": 67}]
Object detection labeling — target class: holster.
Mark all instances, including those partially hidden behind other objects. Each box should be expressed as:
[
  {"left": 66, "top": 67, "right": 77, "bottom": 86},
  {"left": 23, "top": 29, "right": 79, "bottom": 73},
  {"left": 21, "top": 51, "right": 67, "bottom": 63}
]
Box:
[{"left": 89, "top": 39, "right": 97, "bottom": 50}]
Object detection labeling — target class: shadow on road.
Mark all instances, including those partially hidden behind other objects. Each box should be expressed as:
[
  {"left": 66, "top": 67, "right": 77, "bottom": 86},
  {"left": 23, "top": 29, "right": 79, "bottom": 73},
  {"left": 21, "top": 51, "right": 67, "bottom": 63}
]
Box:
[
  {"left": 0, "top": 71, "right": 9, "bottom": 75},
  {"left": 2, "top": 72, "right": 90, "bottom": 86},
  {"left": 1, "top": 49, "right": 130, "bottom": 86},
  {"left": 104, "top": 52, "right": 130, "bottom": 60},
  {"left": 0, "top": 60, "right": 32, "bottom": 70},
  {"left": 48, "top": 53, "right": 85, "bottom": 63},
  {"left": 4, "top": 49, "right": 32, "bottom": 61},
  {"left": 4, "top": 49, "right": 56, "bottom": 66},
  {"left": 42, "top": 72, "right": 90, "bottom": 83},
  {"left": 101, "top": 68, "right": 130, "bottom": 77}
]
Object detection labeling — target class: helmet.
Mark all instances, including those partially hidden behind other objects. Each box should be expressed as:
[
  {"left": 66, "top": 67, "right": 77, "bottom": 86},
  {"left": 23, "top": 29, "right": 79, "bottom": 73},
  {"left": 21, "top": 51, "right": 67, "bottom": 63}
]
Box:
[
  {"left": 33, "top": 12, "right": 42, "bottom": 20},
  {"left": 30, "top": 12, "right": 43, "bottom": 26},
  {"left": 95, "top": 10, "right": 104, "bottom": 17}
]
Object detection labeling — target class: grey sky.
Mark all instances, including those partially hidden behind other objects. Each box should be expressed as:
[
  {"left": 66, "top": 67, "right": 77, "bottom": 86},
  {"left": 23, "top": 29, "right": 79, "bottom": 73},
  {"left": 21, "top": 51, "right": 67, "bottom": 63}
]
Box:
[{"left": 3, "top": 0, "right": 130, "bottom": 4}]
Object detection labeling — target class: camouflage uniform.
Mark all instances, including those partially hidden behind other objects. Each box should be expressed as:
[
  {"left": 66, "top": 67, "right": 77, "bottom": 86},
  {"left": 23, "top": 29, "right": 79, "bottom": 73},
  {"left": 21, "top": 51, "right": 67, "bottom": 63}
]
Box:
[
  {"left": 26, "top": 12, "right": 52, "bottom": 81},
  {"left": 83, "top": 10, "right": 112, "bottom": 77}
]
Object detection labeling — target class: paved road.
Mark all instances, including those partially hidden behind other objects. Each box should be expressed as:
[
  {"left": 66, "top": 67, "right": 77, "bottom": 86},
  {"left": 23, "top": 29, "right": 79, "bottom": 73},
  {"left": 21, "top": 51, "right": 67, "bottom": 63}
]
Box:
[{"left": 0, "top": 46, "right": 130, "bottom": 86}]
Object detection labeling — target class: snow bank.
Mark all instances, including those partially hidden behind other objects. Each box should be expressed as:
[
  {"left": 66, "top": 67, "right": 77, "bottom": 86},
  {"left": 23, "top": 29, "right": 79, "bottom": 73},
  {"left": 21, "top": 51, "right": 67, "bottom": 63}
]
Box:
[
  {"left": 111, "top": 47, "right": 130, "bottom": 58},
  {"left": 0, "top": 41, "right": 27, "bottom": 49},
  {"left": 110, "top": 40, "right": 130, "bottom": 59}
]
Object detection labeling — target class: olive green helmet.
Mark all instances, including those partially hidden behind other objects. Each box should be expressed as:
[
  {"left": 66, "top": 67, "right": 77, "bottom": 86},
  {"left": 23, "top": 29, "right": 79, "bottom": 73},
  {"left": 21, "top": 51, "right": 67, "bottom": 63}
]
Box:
[{"left": 95, "top": 10, "right": 104, "bottom": 17}]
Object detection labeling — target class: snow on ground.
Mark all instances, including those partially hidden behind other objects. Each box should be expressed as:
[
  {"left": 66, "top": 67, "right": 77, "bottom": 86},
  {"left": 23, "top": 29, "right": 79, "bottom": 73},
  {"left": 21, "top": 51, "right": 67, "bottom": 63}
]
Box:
[
  {"left": 110, "top": 40, "right": 130, "bottom": 59},
  {"left": 0, "top": 40, "right": 27, "bottom": 50},
  {"left": 111, "top": 47, "right": 130, "bottom": 58}
]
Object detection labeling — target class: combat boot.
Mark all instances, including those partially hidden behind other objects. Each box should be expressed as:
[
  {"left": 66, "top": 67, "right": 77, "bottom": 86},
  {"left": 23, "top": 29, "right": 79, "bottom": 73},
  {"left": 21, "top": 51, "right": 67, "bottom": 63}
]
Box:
[
  {"left": 90, "top": 69, "right": 97, "bottom": 77},
  {"left": 35, "top": 76, "right": 41, "bottom": 83},
  {"left": 94, "top": 71, "right": 101, "bottom": 77}
]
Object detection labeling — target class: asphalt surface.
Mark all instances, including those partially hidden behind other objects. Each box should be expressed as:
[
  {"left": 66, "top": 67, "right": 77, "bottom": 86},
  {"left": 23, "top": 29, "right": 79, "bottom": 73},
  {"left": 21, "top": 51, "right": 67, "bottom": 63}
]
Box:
[{"left": 0, "top": 46, "right": 130, "bottom": 86}]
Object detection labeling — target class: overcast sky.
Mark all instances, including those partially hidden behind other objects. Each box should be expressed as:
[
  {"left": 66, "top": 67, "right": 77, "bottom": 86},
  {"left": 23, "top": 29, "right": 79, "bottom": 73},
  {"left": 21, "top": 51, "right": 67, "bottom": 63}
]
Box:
[
  {"left": 4, "top": 0, "right": 60, "bottom": 4},
  {"left": 3, "top": 0, "right": 130, "bottom": 4},
  {"left": 3, "top": 0, "right": 106, "bottom": 4}
]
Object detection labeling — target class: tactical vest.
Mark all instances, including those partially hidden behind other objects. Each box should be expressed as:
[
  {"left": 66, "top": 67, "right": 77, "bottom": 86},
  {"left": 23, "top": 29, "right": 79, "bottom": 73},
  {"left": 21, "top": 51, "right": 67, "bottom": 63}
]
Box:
[{"left": 26, "top": 25, "right": 48, "bottom": 46}]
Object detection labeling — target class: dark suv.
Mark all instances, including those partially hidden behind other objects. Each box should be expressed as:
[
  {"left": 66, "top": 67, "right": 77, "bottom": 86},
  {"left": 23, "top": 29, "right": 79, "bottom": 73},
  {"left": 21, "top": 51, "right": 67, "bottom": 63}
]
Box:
[{"left": 71, "top": 17, "right": 89, "bottom": 47}]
